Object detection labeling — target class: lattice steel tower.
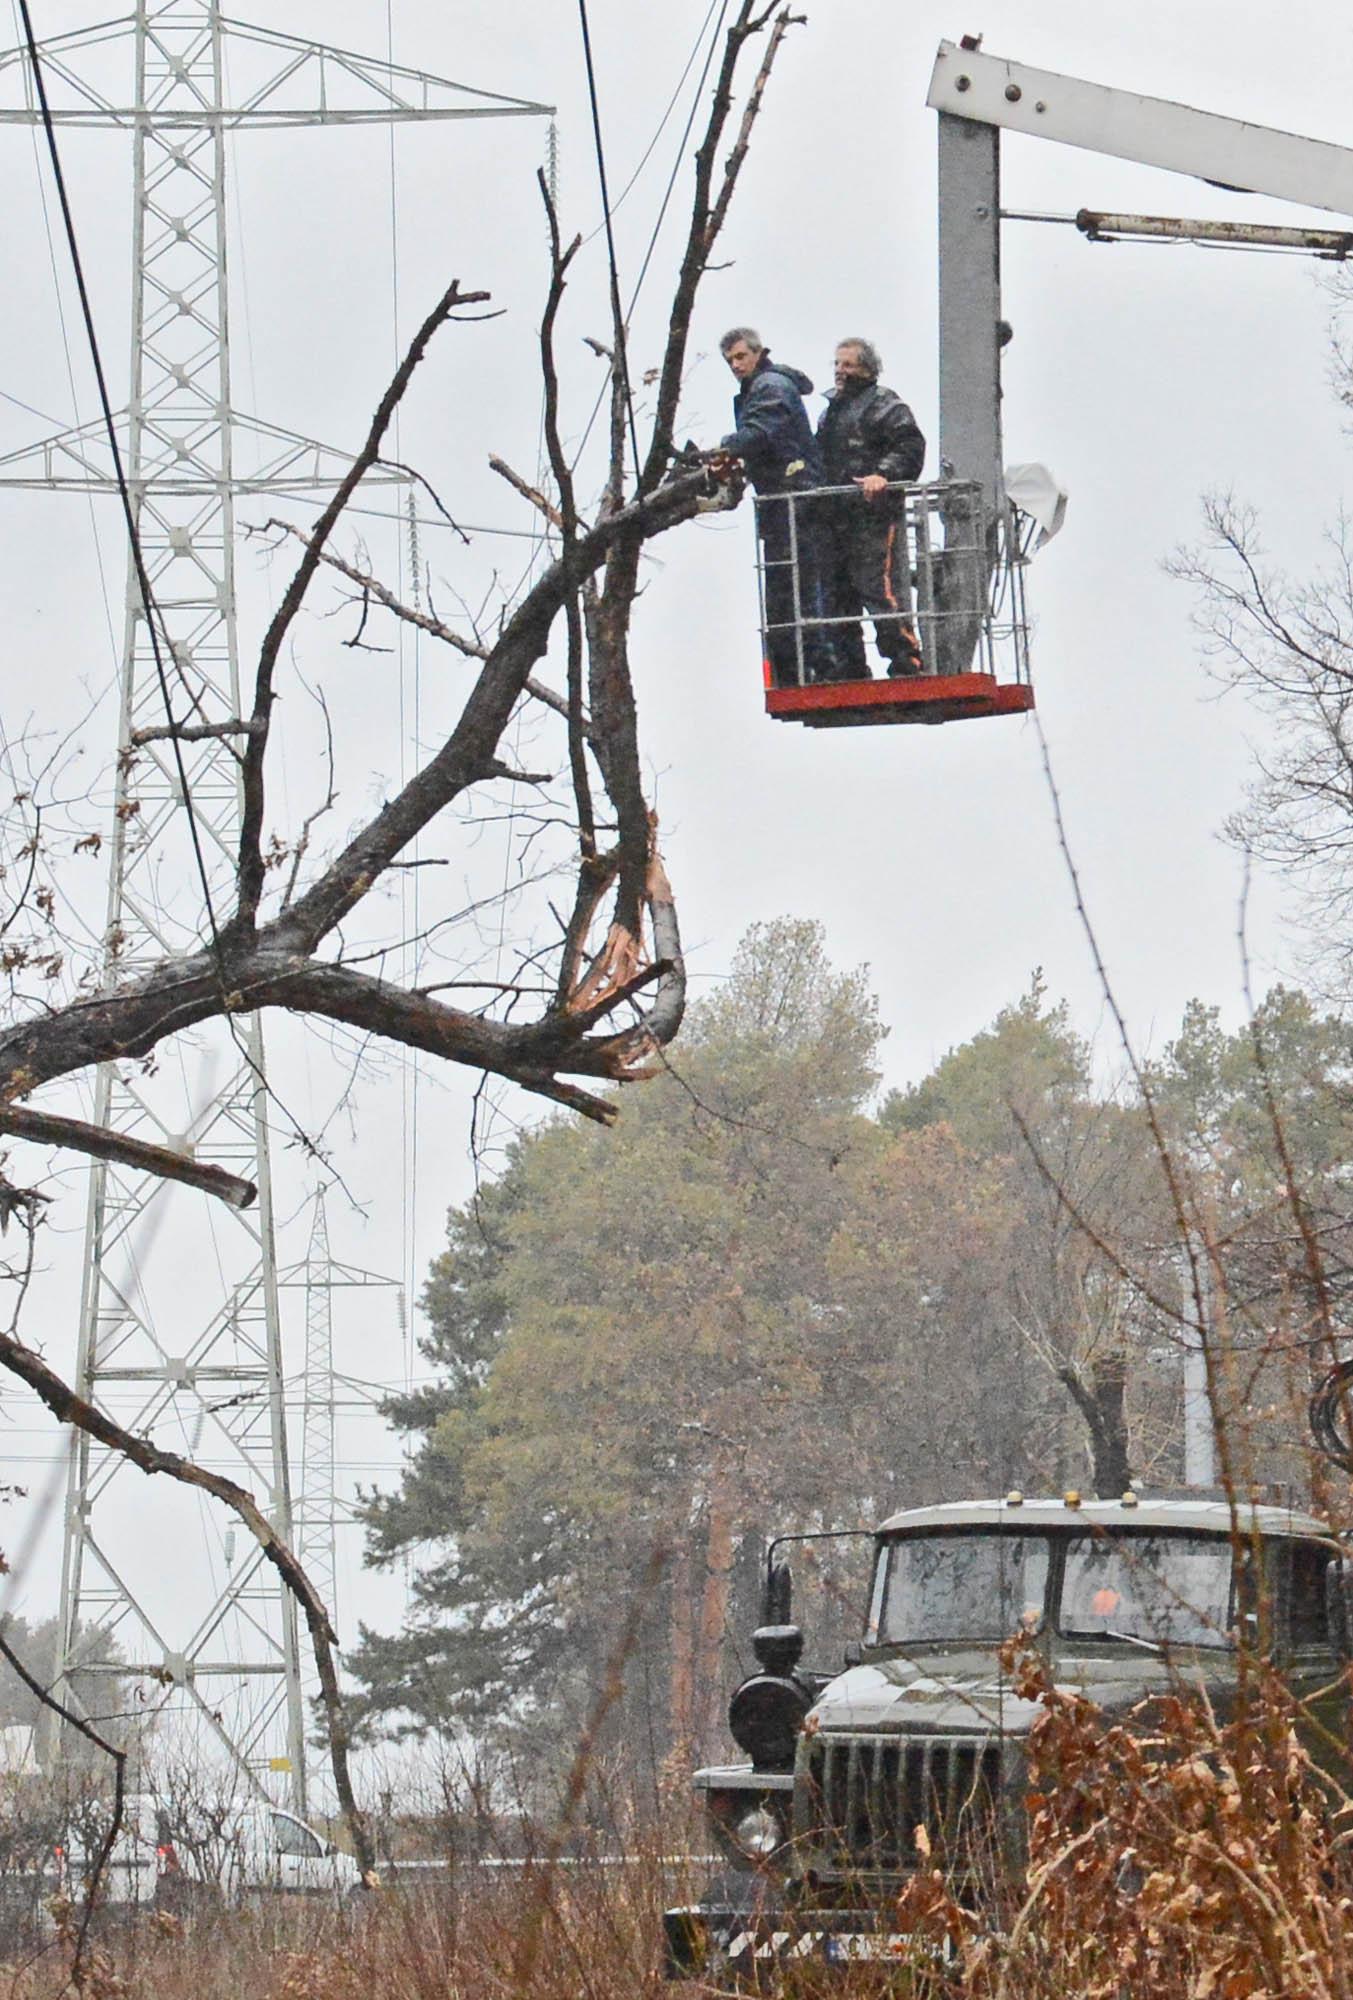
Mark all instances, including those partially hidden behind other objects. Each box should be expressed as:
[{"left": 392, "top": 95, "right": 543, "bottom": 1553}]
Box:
[{"left": 0, "top": 4, "right": 548, "bottom": 1806}]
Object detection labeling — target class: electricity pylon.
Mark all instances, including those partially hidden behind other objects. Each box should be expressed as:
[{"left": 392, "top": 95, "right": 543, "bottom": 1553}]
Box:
[{"left": 0, "top": 3, "right": 549, "bottom": 1808}]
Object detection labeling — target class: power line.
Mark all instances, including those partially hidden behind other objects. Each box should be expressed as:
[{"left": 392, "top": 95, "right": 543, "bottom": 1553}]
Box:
[
  {"left": 7, "top": 0, "right": 119, "bottom": 672},
  {"left": 578, "top": 0, "right": 720, "bottom": 247},
  {"left": 16, "top": 0, "right": 226, "bottom": 959},
  {"left": 568, "top": 1, "right": 728, "bottom": 477},
  {"left": 576, "top": 0, "right": 643, "bottom": 494},
  {"left": 627, "top": 1, "right": 729, "bottom": 317}
]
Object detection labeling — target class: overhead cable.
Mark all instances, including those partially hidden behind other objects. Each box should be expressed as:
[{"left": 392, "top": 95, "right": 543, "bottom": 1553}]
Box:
[
  {"left": 569, "top": 0, "right": 729, "bottom": 476},
  {"left": 576, "top": 0, "right": 643, "bottom": 493},
  {"left": 16, "top": 0, "right": 225, "bottom": 956}
]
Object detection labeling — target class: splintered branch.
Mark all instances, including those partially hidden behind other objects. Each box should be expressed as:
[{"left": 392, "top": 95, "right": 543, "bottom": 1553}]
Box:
[{"left": 554, "top": 6, "right": 801, "bottom": 1036}]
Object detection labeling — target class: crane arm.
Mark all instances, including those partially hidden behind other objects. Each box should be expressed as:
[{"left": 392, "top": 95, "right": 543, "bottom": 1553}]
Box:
[{"left": 927, "top": 40, "right": 1353, "bottom": 217}]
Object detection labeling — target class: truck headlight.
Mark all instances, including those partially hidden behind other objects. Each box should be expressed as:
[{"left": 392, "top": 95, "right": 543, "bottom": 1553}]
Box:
[
  {"left": 733, "top": 1806, "right": 782, "bottom": 1860},
  {"left": 728, "top": 1673, "right": 811, "bottom": 1767}
]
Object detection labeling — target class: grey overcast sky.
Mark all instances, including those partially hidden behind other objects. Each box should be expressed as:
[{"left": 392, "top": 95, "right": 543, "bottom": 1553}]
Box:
[{"left": 1, "top": 0, "right": 1351, "bottom": 1771}]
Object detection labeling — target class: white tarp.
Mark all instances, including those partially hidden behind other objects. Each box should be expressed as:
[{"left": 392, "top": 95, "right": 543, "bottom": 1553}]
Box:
[{"left": 1004, "top": 462, "right": 1068, "bottom": 548}]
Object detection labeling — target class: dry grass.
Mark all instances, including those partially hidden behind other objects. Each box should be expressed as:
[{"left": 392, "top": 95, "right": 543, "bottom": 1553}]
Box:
[
  {"left": 0, "top": 1842, "right": 694, "bottom": 2000},
  {"left": 3, "top": 1637, "right": 1352, "bottom": 2000}
]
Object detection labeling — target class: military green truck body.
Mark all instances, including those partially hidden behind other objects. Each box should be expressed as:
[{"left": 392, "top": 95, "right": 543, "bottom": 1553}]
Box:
[{"left": 665, "top": 1495, "right": 1348, "bottom": 1976}]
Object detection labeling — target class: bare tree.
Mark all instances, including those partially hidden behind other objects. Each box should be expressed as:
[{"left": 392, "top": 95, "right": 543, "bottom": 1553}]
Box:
[
  {"left": 0, "top": 1, "right": 800, "bottom": 1869},
  {"left": 1169, "top": 493, "right": 1353, "bottom": 989}
]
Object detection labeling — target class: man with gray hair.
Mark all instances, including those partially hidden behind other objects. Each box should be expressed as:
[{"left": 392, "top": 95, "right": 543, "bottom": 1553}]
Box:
[
  {"left": 816, "top": 338, "right": 926, "bottom": 678},
  {"left": 718, "top": 327, "right": 839, "bottom": 685}
]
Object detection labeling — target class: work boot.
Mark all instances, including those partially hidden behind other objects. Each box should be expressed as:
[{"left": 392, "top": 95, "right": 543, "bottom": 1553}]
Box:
[{"left": 885, "top": 631, "right": 925, "bottom": 678}]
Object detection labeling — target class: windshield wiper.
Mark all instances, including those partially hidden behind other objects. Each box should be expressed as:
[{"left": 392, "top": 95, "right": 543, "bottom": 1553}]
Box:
[{"left": 1101, "top": 1627, "right": 1164, "bottom": 1655}]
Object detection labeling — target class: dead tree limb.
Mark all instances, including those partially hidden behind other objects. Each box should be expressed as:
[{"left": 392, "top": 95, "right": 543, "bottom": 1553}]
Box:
[
  {"left": 0, "top": 1319, "right": 373, "bottom": 1876},
  {"left": 0, "top": 1105, "right": 256, "bottom": 1208}
]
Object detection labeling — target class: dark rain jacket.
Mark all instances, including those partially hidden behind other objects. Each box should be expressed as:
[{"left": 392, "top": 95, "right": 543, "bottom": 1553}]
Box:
[
  {"left": 721, "top": 355, "right": 824, "bottom": 495},
  {"left": 817, "top": 379, "right": 926, "bottom": 508}
]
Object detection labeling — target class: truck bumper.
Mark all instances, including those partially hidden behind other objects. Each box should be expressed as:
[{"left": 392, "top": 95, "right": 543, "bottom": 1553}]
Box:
[{"left": 663, "top": 1901, "right": 956, "bottom": 1979}]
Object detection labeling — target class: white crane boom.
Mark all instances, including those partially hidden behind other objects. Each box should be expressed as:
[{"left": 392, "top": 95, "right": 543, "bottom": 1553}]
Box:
[{"left": 928, "top": 40, "right": 1353, "bottom": 217}]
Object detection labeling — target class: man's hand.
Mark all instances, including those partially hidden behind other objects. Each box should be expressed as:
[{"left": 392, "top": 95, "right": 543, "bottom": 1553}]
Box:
[{"left": 854, "top": 473, "right": 888, "bottom": 503}]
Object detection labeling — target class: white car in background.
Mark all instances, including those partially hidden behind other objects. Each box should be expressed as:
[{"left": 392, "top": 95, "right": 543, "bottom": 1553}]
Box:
[{"left": 58, "top": 1794, "right": 361, "bottom": 1911}]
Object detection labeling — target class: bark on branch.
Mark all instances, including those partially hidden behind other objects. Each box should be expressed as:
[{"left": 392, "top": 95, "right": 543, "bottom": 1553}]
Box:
[{"left": 0, "top": 1104, "right": 256, "bottom": 1208}]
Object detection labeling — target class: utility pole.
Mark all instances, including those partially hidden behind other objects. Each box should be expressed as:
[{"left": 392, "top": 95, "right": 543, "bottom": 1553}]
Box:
[
  {"left": 1183, "top": 1235, "right": 1218, "bottom": 1490},
  {"left": 0, "top": 3, "right": 549, "bottom": 1807}
]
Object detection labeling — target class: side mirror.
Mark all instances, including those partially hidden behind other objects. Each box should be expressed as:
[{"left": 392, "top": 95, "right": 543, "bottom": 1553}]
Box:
[
  {"left": 762, "top": 1557, "right": 792, "bottom": 1628},
  {"left": 843, "top": 1640, "right": 863, "bottom": 1669}
]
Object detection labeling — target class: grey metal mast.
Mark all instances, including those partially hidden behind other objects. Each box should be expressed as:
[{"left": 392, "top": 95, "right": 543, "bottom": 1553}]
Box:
[{"left": 0, "top": 2, "right": 549, "bottom": 1807}]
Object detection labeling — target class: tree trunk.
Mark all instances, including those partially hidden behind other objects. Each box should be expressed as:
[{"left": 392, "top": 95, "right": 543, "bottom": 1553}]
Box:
[
  {"left": 1059, "top": 1349, "right": 1131, "bottom": 1497},
  {"left": 695, "top": 1469, "right": 737, "bottom": 1760},
  {"left": 669, "top": 1532, "right": 695, "bottom": 1759}
]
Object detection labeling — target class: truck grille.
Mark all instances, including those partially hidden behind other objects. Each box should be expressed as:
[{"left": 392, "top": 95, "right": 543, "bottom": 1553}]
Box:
[{"left": 797, "top": 1734, "right": 1002, "bottom": 1872}]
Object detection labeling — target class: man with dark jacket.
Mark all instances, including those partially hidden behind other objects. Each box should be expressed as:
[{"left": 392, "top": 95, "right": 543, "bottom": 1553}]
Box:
[
  {"left": 817, "top": 339, "right": 926, "bottom": 678},
  {"left": 719, "top": 327, "right": 839, "bottom": 687}
]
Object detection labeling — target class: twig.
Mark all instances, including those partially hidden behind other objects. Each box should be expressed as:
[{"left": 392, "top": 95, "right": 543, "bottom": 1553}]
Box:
[{"left": 488, "top": 454, "right": 568, "bottom": 531}]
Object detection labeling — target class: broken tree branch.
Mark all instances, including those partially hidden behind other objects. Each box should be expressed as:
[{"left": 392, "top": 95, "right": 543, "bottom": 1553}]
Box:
[{"left": 0, "top": 1104, "right": 256, "bottom": 1208}]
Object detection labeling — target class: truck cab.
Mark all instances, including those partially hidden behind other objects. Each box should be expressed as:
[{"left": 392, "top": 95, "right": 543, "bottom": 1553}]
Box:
[{"left": 666, "top": 1495, "right": 1348, "bottom": 1975}]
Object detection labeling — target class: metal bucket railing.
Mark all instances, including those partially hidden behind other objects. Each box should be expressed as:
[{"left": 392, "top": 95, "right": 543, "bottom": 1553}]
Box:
[{"left": 752, "top": 478, "right": 1032, "bottom": 691}]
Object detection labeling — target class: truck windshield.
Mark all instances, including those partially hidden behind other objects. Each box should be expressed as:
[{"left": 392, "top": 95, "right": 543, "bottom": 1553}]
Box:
[
  {"left": 877, "top": 1533, "right": 1051, "bottom": 1645},
  {"left": 1061, "top": 1533, "right": 1233, "bottom": 1648}
]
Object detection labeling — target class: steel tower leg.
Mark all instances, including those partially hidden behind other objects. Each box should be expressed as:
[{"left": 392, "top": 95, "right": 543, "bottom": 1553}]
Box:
[{"left": 296, "top": 1192, "right": 339, "bottom": 1821}]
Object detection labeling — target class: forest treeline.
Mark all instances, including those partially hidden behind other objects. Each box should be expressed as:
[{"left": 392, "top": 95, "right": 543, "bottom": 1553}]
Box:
[{"left": 348, "top": 919, "right": 1353, "bottom": 1774}]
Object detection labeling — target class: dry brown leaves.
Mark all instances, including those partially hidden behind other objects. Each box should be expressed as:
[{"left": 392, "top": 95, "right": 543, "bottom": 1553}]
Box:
[{"left": 929, "top": 1632, "right": 1353, "bottom": 2000}]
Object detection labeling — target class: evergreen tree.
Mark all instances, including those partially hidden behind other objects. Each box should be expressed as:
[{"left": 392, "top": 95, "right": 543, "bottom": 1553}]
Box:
[{"left": 351, "top": 921, "right": 887, "bottom": 1762}]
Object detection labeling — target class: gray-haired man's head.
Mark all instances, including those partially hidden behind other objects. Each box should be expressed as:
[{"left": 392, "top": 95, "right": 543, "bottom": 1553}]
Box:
[
  {"left": 835, "top": 339, "right": 882, "bottom": 389},
  {"left": 720, "top": 327, "right": 764, "bottom": 381}
]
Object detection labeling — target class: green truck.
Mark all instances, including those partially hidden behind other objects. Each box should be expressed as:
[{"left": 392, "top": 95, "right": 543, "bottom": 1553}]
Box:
[{"left": 665, "top": 1493, "right": 1347, "bottom": 1976}]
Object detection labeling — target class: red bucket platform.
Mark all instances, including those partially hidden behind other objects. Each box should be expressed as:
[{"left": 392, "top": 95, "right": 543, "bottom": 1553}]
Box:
[{"left": 765, "top": 671, "right": 1035, "bottom": 729}]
